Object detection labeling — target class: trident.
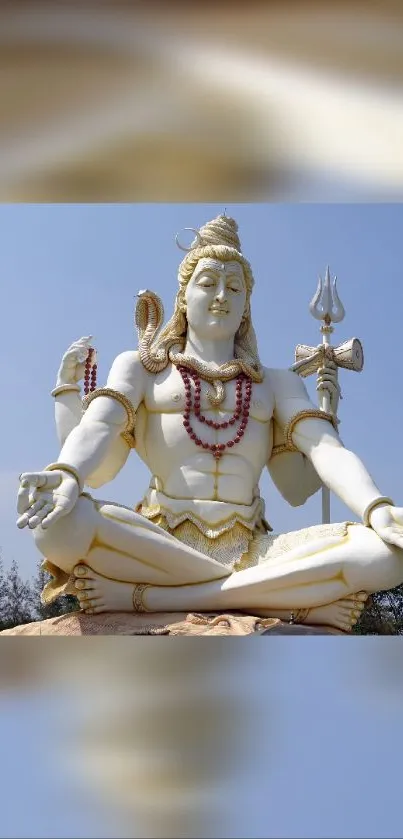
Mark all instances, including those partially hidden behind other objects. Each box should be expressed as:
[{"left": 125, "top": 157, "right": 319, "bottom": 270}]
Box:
[{"left": 290, "top": 267, "right": 364, "bottom": 524}]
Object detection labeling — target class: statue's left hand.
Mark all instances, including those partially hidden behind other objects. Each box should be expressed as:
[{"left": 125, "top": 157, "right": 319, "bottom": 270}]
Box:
[
  {"left": 16, "top": 471, "right": 79, "bottom": 530},
  {"left": 369, "top": 504, "right": 403, "bottom": 550}
]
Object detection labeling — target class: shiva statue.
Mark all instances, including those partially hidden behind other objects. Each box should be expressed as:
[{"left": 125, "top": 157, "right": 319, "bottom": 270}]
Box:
[{"left": 17, "top": 214, "right": 403, "bottom": 632}]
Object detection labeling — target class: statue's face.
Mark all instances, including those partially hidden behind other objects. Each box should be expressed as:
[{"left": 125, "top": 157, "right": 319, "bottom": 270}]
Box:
[{"left": 185, "top": 258, "right": 246, "bottom": 341}]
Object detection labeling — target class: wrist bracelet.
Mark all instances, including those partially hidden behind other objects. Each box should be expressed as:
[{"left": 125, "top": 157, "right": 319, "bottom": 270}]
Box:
[
  {"left": 362, "top": 496, "right": 394, "bottom": 528},
  {"left": 44, "top": 462, "right": 84, "bottom": 493},
  {"left": 51, "top": 384, "right": 81, "bottom": 398}
]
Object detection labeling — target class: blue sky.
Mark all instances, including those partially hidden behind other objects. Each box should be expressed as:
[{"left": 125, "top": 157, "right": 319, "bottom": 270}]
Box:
[
  {"left": 2, "top": 202, "right": 403, "bottom": 578},
  {"left": 1, "top": 204, "right": 403, "bottom": 839}
]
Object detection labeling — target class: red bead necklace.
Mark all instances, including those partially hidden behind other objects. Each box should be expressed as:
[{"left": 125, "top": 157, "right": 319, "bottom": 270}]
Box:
[
  {"left": 84, "top": 348, "right": 97, "bottom": 396},
  {"left": 178, "top": 366, "right": 252, "bottom": 460}
]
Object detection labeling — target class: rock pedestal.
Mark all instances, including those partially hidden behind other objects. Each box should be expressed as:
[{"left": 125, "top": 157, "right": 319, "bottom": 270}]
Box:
[{"left": 0, "top": 610, "right": 344, "bottom": 635}]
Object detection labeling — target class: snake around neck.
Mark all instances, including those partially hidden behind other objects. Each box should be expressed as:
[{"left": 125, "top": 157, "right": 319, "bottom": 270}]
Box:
[{"left": 135, "top": 290, "right": 263, "bottom": 405}]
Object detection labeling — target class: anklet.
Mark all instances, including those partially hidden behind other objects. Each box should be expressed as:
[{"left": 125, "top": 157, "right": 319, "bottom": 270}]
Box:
[
  {"left": 289, "top": 608, "right": 310, "bottom": 625},
  {"left": 132, "top": 583, "right": 152, "bottom": 613}
]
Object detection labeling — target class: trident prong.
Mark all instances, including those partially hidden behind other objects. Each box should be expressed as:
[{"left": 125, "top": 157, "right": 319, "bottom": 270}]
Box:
[{"left": 309, "top": 267, "right": 345, "bottom": 325}]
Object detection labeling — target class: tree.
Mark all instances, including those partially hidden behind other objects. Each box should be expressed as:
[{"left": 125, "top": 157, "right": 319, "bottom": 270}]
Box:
[
  {"left": 2, "top": 559, "right": 33, "bottom": 629},
  {"left": 353, "top": 585, "right": 403, "bottom": 635},
  {"left": 31, "top": 560, "right": 78, "bottom": 621},
  {"left": 0, "top": 552, "right": 9, "bottom": 630}
]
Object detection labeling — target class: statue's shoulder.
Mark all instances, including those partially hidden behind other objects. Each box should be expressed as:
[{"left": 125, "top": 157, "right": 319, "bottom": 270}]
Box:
[
  {"left": 107, "top": 350, "right": 149, "bottom": 400},
  {"left": 108, "top": 349, "right": 144, "bottom": 378},
  {"left": 262, "top": 366, "right": 306, "bottom": 401}
]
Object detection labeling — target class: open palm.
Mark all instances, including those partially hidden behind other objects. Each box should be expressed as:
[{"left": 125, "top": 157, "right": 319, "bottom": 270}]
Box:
[
  {"left": 370, "top": 505, "right": 403, "bottom": 550},
  {"left": 16, "top": 470, "right": 79, "bottom": 530}
]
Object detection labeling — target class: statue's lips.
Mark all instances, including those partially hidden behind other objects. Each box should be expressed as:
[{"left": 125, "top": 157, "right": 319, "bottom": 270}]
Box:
[{"left": 209, "top": 307, "right": 229, "bottom": 315}]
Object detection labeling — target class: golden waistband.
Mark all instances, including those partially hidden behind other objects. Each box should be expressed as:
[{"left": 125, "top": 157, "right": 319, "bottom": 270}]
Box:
[{"left": 139, "top": 487, "right": 266, "bottom": 540}]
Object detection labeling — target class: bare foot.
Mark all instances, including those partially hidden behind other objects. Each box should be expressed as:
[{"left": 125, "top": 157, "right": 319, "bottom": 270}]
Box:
[
  {"left": 73, "top": 564, "right": 369, "bottom": 630},
  {"left": 302, "top": 592, "right": 369, "bottom": 632},
  {"left": 74, "top": 564, "right": 134, "bottom": 614}
]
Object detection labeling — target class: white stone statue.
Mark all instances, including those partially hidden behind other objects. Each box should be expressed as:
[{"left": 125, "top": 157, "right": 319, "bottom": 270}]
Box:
[{"left": 16, "top": 214, "right": 403, "bottom": 632}]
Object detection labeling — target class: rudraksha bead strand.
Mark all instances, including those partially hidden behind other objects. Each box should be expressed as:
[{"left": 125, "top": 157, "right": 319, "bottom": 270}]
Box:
[{"left": 177, "top": 366, "right": 252, "bottom": 460}]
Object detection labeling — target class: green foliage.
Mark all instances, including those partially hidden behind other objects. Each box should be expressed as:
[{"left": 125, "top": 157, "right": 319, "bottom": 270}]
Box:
[
  {"left": 353, "top": 585, "right": 403, "bottom": 635},
  {"left": 0, "top": 550, "right": 79, "bottom": 630},
  {"left": 1, "top": 558, "right": 33, "bottom": 629},
  {"left": 0, "top": 554, "right": 10, "bottom": 630},
  {"left": 0, "top": 550, "right": 402, "bottom": 633},
  {"left": 31, "top": 561, "right": 79, "bottom": 621}
]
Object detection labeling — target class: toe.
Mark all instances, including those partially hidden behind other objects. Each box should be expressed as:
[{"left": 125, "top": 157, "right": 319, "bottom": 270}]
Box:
[
  {"left": 332, "top": 617, "right": 350, "bottom": 631},
  {"left": 74, "top": 564, "right": 92, "bottom": 578},
  {"left": 84, "top": 601, "right": 105, "bottom": 615},
  {"left": 82, "top": 596, "right": 103, "bottom": 609},
  {"left": 74, "top": 579, "right": 94, "bottom": 591},
  {"left": 345, "top": 591, "right": 368, "bottom": 603}
]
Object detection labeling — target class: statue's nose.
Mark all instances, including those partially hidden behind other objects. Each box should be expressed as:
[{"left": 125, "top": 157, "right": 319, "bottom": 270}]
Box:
[{"left": 215, "top": 283, "right": 227, "bottom": 302}]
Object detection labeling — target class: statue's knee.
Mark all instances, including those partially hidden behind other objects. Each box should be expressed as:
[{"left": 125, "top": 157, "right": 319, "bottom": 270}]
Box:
[
  {"left": 33, "top": 496, "right": 97, "bottom": 573},
  {"left": 344, "top": 524, "right": 401, "bottom": 592}
]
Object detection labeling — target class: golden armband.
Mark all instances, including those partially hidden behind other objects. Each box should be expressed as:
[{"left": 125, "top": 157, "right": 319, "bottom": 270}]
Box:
[
  {"left": 283, "top": 409, "right": 338, "bottom": 453},
  {"left": 82, "top": 387, "right": 136, "bottom": 448}
]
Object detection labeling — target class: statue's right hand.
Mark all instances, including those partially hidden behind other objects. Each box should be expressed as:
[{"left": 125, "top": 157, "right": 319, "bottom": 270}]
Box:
[
  {"left": 55, "top": 336, "right": 96, "bottom": 387},
  {"left": 16, "top": 470, "right": 79, "bottom": 530}
]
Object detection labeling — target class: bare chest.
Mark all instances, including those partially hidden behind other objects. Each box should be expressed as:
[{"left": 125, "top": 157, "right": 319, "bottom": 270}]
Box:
[{"left": 144, "top": 367, "right": 274, "bottom": 422}]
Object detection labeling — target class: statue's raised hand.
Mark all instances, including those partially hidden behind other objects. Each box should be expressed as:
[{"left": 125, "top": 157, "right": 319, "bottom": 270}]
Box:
[
  {"left": 16, "top": 470, "right": 79, "bottom": 530},
  {"left": 316, "top": 358, "right": 341, "bottom": 415},
  {"left": 55, "top": 336, "right": 96, "bottom": 387},
  {"left": 369, "top": 504, "right": 403, "bottom": 550}
]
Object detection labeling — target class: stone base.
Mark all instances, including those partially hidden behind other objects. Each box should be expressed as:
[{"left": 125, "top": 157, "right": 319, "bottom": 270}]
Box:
[{"left": 0, "top": 610, "right": 345, "bottom": 636}]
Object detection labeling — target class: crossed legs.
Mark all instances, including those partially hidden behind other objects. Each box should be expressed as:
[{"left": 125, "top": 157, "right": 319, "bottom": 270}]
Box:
[{"left": 33, "top": 496, "right": 403, "bottom": 629}]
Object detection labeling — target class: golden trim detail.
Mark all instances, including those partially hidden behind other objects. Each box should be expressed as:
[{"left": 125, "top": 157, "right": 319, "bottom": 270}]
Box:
[
  {"left": 82, "top": 387, "right": 136, "bottom": 447},
  {"left": 270, "top": 443, "right": 291, "bottom": 458},
  {"left": 289, "top": 608, "right": 310, "bottom": 624},
  {"left": 139, "top": 499, "right": 265, "bottom": 538},
  {"left": 132, "top": 583, "right": 152, "bottom": 612},
  {"left": 283, "top": 409, "right": 338, "bottom": 452}
]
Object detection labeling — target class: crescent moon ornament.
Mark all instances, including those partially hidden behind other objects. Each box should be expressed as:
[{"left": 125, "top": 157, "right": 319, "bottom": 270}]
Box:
[{"left": 175, "top": 228, "right": 203, "bottom": 252}]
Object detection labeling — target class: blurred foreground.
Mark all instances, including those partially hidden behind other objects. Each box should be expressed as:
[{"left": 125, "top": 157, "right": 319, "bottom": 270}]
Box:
[
  {"left": 1, "top": 639, "right": 402, "bottom": 838},
  {"left": 1, "top": 0, "right": 403, "bottom": 200}
]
